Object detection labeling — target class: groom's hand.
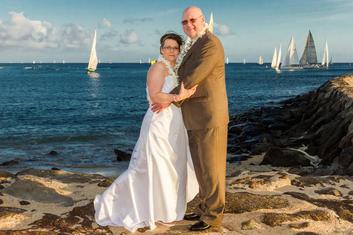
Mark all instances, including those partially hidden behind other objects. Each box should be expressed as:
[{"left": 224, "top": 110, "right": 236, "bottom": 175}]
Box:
[{"left": 151, "top": 102, "right": 171, "bottom": 113}]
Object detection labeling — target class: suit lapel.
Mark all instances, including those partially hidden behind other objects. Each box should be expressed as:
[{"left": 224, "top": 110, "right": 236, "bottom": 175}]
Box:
[
  {"left": 180, "top": 46, "right": 193, "bottom": 69},
  {"left": 179, "top": 34, "right": 207, "bottom": 69}
]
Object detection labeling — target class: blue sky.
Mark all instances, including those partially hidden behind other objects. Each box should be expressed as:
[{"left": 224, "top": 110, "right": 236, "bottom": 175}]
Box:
[{"left": 0, "top": 0, "right": 352, "bottom": 62}]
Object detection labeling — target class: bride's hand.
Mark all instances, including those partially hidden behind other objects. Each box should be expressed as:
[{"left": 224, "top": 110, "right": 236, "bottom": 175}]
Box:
[{"left": 177, "top": 82, "right": 198, "bottom": 101}]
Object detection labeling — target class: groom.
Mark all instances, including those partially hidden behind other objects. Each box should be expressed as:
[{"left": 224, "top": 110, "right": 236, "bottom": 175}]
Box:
[
  {"left": 153, "top": 6, "right": 228, "bottom": 231},
  {"left": 173, "top": 6, "right": 229, "bottom": 231}
]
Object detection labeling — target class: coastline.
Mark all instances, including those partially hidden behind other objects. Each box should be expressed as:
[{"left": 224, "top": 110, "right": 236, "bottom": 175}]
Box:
[{"left": 1, "top": 74, "right": 353, "bottom": 234}]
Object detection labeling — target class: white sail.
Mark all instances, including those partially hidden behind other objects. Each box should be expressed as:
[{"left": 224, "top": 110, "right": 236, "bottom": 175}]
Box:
[
  {"left": 275, "top": 45, "right": 282, "bottom": 71},
  {"left": 87, "top": 30, "right": 98, "bottom": 72},
  {"left": 258, "top": 56, "right": 264, "bottom": 65},
  {"left": 284, "top": 36, "right": 299, "bottom": 67},
  {"left": 243, "top": 58, "right": 246, "bottom": 64},
  {"left": 208, "top": 12, "right": 214, "bottom": 33},
  {"left": 271, "top": 48, "right": 277, "bottom": 69},
  {"left": 321, "top": 41, "right": 329, "bottom": 67},
  {"left": 226, "top": 57, "right": 229, "bottom": 64}
]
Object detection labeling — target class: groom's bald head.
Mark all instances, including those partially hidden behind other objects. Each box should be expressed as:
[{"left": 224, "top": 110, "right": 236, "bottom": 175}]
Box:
[
  {"left": 183, "top": 6, "right": 204, "bottom": 17},
  {"left": 182, "top": 6, "right": 205, "bottom": 39}
]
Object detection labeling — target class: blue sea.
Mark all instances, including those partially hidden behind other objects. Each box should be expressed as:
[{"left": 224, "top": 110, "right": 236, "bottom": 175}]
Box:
[{"left": 0, "top": 63, "right": 352, "bottom": 175}]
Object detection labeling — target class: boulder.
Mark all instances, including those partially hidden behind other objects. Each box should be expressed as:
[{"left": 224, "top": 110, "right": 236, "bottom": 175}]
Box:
[
  {"left": 114, "top": 149, "right": 131, "bottom": 161},
  {"left": 261, "top": 147, "right": 311, "bottom": 167}
]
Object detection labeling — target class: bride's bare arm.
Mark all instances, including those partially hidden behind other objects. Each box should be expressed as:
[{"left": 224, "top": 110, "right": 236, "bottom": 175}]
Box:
[{"left": 147, "top": 62, "right": 196, "bottom": 104}]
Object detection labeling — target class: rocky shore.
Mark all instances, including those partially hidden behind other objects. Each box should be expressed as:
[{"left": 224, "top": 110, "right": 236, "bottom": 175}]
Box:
[
  {"left": 1, "top": 74, "right": 353, "bottom": 234},
  {"left": 227, "top": 74, "right": 353, "bottom": 175}
]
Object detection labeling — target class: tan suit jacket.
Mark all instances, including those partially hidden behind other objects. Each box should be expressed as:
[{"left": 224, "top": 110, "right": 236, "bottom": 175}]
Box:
[{"left": 173, "top": 31, "right": 229, "bottom": 130}]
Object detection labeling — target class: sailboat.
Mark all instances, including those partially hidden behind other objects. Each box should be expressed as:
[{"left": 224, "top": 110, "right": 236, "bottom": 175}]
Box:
[
  {"left": 271, "top": 48, "right": 278, "bottom": 69},
  {"left": 209, "top": 12, "right": 214, "bottom": 33},
  {"left": 226, "top": 57, "right": 229, "bottom": 64},
  {"left": 299, "top": 30, "right": 319, "bottom": 68},
  {"left": 258, "top": 56, "right": 264, "bottom": 65},
  {"left": 243, "top": 59, "right": 246, "bottom": 64},
  {"left": 321, "top": 41, "right": 329, "bottom": 68},
  {"left": 87, "top": 30, "right": 98, "bottom": 73},
  {"left": 282, "top": 36, "right": 301, "bottom": 70},
  {"left": 271, "top": 45, "right": 282, "bottom": 72},
  {"left": 275, "top": 45, "right": 282, "bottom": 73}
]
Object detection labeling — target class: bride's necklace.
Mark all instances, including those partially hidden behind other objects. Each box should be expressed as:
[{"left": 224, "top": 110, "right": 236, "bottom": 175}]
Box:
[
  {"left": 159, "top": 56, "right": 179, "bottom": 87},
  {"left": 175, "top": 23, "right": 209, "bottom": 72}
]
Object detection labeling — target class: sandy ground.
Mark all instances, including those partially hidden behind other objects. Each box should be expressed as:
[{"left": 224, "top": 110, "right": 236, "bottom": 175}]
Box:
[{"left": 0, "top": 156, "right": 352, "bottom": 234}]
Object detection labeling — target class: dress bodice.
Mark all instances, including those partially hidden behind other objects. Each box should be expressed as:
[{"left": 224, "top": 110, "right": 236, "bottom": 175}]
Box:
[{"left": 146, "top": 75, "right": 178, "bottom": 104}]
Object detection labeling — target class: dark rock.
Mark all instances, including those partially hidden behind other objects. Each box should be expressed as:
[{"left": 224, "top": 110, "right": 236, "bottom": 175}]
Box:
[
  {"left": 0, "top": 160, "right": 19, "bottom": 166},
  {"left": 289, "top": 222, "right": 310, "bottom": 229},
  {"left": 261, "top": 147, "right": 311, "bottom": 167},
  {"left": 262, "top": 210, "right": 330, "bottom": 227},
  {"left": 228, "top": 125, "right": 242, "bottom": 135},
  {"left": 187, "top": 192, "right": 289, "bottom": 214},
  {"left": 291, "top": 176, "right": 347, "bottom": 187},
  {"left": 30, "top": 202, "right": 112, "bottom": 234},
  {"left": 48, "top": 150, "right": 58, "bottom": 156},
  {"left": 286, "top": 191, "right": 353, "bottom": 223},
  {"left": 340, "top": 184, "right": 350, "bottom": 189},
  {"left": 0, "top": 171, "right": 15, "bottom": 179},
  {"left": 0, "top": 199, "right": 3, "bottom": 205},
  {"left": 0, "top": 207, "right": 26, "bottom": 219},
  {"left": 336, "top": 146, "right": 353, "bottom": 168},
  {"left": 51, "top": 167, "right": 61, "bottom": 171},
  {"left": 97, "top": 179, "right": 113, "bottom": 187},
  {"left": 314, "top": 187, "right": 342, "bottom": 197},
  {"left": 19, "top": 200, "right": 31, "bottom": 205},
  {"left": 114, "top": 149, "right": 131, "bottom": 161}
]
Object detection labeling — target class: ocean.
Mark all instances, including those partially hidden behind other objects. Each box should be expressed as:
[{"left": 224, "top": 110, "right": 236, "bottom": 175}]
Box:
[{"left": 0, "top": 63, "right": 352, "bottom": 175}]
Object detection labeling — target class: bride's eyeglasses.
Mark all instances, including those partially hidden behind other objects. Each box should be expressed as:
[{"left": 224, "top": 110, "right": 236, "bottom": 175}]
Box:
[
  {"left": 162, "top": 46, "right": 180, "bottom": 52},
  {"left": 181, "top": 15, "right": 202, "bottom": 26}
]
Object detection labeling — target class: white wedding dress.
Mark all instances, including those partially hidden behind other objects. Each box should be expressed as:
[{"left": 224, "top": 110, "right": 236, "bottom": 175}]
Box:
[{"left": 94, "top": 73, "right": 199, "bottom": 232}]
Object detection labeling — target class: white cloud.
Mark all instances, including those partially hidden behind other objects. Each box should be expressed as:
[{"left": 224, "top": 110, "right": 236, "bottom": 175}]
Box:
[
  {"left": 100, "top": 18, "right": 112, "bottom": 28},
  {"left": 123, "top": 17, "right": 153, "bottom": 24},
  {"left": 120, "top": 30, "right": 139, "bottom": 45},
  {"left": 59, "top": 24, "right": 90, "bottom": 48},
  {"left": 215, "top": 23, "right": 233, "bottom": 36},
  {"left": 0, "top": 11, "right": 57, "bottom": 48},
  {"left": 100, "top": 29, "right": 119, "bottom": 41},
  {"left": 0, "top": 11, "right": 91, "bottom": 49}
]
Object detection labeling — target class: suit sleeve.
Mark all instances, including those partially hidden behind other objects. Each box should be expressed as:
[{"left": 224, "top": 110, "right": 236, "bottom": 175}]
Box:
[
  {"left": 170, "top": 37, "right": 219, "bottom": 107},
  {"left": 182, "top": 39, "right": 218, "bottom": 89}
]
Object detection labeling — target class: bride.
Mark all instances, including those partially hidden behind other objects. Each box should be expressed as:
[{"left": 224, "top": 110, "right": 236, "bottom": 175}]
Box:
[{"left": 94, "top": 33, "right": 199, "bottom": 232}]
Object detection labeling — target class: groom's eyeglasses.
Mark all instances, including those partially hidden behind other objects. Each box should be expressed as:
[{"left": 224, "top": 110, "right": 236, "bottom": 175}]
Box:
[
  {"left": 181, "top": 15, "right": 202, "bottom": 26},
  {"left": 162, "top": 46, "right": 180, "bottom": 52}
]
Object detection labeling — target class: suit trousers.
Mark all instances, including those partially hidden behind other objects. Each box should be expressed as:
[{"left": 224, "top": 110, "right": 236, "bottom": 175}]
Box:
[{"left": 187, "top": 125, "right": 228, "bottom": 226}]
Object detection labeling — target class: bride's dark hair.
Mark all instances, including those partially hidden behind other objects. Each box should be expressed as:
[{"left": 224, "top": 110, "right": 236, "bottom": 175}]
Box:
[{"left": 160, "top": 32, "right": 184, "bottom": 50}]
